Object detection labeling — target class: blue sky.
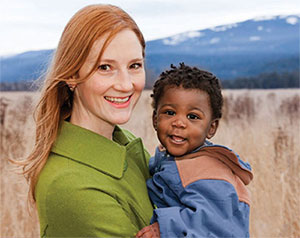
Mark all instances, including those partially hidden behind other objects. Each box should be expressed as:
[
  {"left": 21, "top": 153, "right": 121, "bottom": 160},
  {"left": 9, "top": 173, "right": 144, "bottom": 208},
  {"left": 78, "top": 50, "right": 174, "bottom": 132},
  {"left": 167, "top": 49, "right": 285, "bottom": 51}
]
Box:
[{"left": 1, "top": 0, "right": 300, "bottom": 56}]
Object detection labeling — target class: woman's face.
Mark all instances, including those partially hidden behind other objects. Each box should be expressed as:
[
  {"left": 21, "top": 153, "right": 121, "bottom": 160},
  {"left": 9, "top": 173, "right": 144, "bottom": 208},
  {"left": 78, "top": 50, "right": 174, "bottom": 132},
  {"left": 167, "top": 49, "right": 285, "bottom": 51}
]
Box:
[{"left": 71, "top": 29, "right": 145, "bottom": 136}]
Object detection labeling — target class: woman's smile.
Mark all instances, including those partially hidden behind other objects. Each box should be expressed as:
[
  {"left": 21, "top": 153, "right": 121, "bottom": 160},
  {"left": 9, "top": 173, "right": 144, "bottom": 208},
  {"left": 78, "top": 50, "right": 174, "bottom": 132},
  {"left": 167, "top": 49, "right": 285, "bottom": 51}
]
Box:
[
  {"left": 104, "top": 95, "right": 131, "bottom": 103},
  {"left": 104, "top": 95, "right": 132, "bottom": 108}
]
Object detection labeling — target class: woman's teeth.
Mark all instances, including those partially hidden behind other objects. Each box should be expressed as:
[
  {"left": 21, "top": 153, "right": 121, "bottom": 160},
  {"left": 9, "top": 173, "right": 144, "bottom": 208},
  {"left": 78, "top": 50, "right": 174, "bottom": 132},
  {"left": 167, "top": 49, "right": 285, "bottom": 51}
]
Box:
[{"left": 105, "top": 96, "right": 130, "bottom": 103}]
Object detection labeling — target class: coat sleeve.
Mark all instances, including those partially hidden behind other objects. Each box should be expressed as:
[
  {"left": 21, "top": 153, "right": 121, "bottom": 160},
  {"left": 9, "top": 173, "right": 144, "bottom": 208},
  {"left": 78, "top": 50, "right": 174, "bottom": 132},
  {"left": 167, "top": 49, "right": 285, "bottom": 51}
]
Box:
[
  {"left": 43, "top": 171, "right": 138, "bottom": 237},
  {"left": 153, "top": 179, "right": 250, "bottom": 238}
]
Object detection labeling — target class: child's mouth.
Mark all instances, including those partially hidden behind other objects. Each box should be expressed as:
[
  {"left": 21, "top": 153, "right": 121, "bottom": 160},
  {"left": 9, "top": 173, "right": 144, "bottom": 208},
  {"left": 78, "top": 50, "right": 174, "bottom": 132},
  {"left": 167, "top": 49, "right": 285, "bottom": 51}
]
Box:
[{"left": 170, "top": 135, "right": 186, "bottom": 143}]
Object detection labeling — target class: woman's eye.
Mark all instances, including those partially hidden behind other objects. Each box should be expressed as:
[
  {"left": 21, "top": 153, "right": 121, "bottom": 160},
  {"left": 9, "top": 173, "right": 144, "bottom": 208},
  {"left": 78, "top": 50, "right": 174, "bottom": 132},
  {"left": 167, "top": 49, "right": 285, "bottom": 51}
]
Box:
[
  {"left": 130, "top": 63, "right": 142, "bottom": 69},
  {"left": 98, "top": 64, "right": 111, "bottom": 71},
  {"left": 187, "top": 114, "right": 200, "bottom": 120}
]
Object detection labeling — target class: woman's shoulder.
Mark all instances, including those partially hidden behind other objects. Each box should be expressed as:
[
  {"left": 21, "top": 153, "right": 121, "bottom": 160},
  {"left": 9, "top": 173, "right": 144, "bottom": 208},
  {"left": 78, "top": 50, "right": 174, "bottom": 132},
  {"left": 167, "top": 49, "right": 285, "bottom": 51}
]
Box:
[
  {"left": 36, "top": 154, "right": 89, "bottom": 195},
  {"left": 37, "top": 152, "right": 116, "bottom": 189},
  {"left": 36, "top": 153, "right": 117, "bottom": 216}
]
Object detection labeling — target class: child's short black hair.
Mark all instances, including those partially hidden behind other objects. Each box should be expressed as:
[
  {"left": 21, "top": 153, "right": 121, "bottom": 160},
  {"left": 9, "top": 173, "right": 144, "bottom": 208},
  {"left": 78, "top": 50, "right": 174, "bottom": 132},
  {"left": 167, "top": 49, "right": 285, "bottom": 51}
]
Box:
[{"left": 151, "top": 62, "right": 223, "bottom": 119}]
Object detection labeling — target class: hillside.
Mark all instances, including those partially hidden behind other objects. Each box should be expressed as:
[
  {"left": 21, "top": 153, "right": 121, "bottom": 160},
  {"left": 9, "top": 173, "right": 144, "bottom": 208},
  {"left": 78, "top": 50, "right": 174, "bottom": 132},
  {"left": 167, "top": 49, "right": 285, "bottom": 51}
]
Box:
[
  {"left": 0, "top": 15, "right": 299, "bottom": 88},
  {"left": 145, "top": 15, "right": 299, "bottom": 80}
]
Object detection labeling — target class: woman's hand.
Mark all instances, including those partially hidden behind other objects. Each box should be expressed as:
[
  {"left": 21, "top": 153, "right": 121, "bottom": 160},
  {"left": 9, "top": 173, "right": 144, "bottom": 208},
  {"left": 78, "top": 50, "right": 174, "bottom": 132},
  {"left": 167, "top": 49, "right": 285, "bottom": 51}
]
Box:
[{"left": 135, "top": 222, "right": 160, "bottom": 238}]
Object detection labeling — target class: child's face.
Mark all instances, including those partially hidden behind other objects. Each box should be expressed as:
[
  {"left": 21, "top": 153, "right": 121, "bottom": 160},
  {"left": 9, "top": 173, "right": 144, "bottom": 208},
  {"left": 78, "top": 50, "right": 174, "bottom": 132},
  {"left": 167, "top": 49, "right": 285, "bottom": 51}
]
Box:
[{"left": 153, "top": 86, "right": 218, "bottom": 157}]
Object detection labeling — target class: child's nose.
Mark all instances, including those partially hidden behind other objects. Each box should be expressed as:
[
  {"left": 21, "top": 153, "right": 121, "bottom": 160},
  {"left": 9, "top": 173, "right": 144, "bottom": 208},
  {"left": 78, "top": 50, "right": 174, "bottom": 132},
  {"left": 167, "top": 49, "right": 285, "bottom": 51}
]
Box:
[{"left": 171, "top": 117, "right": 187, "bottom": 128}]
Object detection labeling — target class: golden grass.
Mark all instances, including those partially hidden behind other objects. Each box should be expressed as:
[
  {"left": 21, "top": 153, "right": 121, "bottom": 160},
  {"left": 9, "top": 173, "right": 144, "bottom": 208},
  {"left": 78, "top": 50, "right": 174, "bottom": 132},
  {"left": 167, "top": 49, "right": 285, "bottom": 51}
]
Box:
[{"left": 0, "top": 89, "right": 299, "bottom": 237}]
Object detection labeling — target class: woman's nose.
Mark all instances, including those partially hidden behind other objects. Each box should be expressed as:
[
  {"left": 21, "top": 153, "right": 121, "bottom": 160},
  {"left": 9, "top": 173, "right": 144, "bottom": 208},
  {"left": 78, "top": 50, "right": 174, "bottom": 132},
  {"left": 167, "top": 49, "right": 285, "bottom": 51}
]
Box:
[
  {"left": 114, "top": 70, "right": 134, "bottom": 92},
  {"left": 171, "top": 117, "right": 187, "bottom": 128}
]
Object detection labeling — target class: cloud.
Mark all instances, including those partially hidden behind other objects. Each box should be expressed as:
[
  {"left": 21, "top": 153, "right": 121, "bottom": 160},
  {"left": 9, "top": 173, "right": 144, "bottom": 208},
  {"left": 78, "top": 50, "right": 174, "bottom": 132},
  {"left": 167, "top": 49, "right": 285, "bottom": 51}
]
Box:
[{"left": 1, "top": 0, "right": 300, "bottom": 55}]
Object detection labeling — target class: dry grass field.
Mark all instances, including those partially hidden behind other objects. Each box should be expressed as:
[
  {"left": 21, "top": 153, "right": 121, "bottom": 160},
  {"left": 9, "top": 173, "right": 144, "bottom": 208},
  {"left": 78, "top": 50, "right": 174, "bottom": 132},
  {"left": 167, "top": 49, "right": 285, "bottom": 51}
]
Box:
[{"left": 0, "top": 89, "right": 299, "bottom": 237}]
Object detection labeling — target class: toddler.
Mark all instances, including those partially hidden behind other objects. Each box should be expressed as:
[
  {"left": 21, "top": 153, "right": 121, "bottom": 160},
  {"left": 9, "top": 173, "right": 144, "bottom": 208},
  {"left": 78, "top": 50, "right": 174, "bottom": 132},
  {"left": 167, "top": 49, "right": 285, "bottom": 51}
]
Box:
[{"left": 136, "top": 63, "right": 253, "bottom": 238}]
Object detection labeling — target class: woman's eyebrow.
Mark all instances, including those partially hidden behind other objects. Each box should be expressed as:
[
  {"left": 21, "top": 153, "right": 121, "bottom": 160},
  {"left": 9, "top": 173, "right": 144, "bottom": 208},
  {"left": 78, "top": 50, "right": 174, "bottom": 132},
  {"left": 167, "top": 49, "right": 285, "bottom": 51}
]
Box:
[{"left": 99, "top": 57, "right": 144, "bottom": 63}]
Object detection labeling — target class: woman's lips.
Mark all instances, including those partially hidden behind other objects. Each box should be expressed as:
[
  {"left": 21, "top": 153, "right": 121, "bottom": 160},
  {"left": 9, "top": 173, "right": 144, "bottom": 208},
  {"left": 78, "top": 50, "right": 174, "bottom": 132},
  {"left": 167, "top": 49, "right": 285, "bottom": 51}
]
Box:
[
  {"left": 104, "top": 96, "right": 130, "bottom": 103},
  {"left": 104, "top": 95, "right": 132, "bottom": 108}
]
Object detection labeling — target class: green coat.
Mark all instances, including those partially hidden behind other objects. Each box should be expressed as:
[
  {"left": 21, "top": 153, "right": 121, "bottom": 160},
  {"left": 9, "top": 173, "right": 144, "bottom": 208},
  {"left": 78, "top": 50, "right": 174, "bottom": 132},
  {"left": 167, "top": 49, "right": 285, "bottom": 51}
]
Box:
[{"left": 36, "top": 121, "right": 153, "bottom": 237}]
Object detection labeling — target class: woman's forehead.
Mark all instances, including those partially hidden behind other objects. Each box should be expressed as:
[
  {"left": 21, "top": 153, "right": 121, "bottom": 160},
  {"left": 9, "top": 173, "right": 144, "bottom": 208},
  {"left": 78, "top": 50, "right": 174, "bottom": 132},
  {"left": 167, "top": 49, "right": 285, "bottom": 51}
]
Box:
[
  {"left": 86, "top": 29, "right": 142, "bottom": 63},
  {"left": 85, "top": 34, "right": 109, "bottom": 63}
]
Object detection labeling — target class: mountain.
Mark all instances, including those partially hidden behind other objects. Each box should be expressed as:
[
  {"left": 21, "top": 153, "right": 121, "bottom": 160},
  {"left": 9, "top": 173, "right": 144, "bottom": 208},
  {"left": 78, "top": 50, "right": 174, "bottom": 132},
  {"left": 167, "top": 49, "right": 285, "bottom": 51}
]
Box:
[
  {"left": 145, "top": 15, "right": 299, "bottom": 81},
  {"left": 0, "top": 15, "right": 299, "bottom": 87},
  {"left": 147, "top": 15, "right": 299, "bottom": 55},
  {"left": 1, "top": 50, "right": 53, "bottom": 83}
]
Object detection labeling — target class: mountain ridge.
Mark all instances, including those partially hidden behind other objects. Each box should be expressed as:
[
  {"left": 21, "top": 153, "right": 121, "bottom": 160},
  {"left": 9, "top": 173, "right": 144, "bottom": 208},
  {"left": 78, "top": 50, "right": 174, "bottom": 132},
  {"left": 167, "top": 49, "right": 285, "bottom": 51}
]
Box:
[{"left": 1, "top": 14, "right": 299, "bottom": 86}]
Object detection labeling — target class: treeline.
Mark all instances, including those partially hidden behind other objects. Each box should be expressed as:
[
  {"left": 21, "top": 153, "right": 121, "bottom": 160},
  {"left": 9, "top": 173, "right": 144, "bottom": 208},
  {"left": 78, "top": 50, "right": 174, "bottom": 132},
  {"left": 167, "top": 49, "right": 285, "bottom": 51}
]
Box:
[
  {"left": 0, "top": 81, "right": 39, "bottom": 91},
  {"left": 221, "top": 71, "right": 299, "bottom": 89},
  {"left": 0, "top": 71, "right": 299, "bottom": 91}
]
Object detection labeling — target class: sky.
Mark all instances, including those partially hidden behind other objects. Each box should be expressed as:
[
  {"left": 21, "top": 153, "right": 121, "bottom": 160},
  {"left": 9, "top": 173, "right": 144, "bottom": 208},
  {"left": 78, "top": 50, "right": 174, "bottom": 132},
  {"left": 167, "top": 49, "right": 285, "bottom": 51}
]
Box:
[{"left": 1, "top": 0, "right": 300, "bottom": 56}]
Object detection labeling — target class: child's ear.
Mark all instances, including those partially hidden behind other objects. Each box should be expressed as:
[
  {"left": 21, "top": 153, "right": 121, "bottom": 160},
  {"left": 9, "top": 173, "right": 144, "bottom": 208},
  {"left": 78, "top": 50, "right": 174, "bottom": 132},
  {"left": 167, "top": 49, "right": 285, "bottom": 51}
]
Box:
[
  {"left": 206, "top": 119, "right": 219, "bottom": 139},
  {"left": 152, "top": 110, "right": 158, "bottom": 131}
]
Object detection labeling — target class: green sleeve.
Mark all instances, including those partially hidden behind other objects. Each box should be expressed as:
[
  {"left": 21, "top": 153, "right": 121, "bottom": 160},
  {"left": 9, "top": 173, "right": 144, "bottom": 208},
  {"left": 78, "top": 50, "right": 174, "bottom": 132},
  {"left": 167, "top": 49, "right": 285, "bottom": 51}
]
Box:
[{"left": 44, "top": 172, "right": 138, "bottom": 237}]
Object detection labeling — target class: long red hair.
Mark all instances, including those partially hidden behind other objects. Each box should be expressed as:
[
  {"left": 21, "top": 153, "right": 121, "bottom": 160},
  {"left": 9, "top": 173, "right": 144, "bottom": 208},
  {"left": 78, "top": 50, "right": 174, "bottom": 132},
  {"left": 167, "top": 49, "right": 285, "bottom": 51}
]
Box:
[{"left": 21, "top": 4, "right": 145, "bottom": 203}]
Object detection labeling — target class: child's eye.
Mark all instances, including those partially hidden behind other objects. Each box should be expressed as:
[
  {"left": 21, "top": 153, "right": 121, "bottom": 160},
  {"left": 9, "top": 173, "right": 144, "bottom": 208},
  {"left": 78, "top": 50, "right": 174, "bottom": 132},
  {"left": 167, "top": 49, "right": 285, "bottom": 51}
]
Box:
[
  {"left": 165, "top": 110, "right": 175, "bottom": 116},
  {"left": 130, "top": 63, "right": 143, "bottom": 69},
  {"left": 98, "top": 64, "right": 111, "bottom": 71},
  {"left": 187, "top": 114, "right": 200, "bottom": 120}
]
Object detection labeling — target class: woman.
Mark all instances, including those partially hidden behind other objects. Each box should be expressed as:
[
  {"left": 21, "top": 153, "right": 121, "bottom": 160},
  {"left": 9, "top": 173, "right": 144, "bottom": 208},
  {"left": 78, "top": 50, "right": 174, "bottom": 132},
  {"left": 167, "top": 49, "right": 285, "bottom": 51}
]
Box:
[{"left": 22, "top": 4, "right": 153, "bottom": 237}]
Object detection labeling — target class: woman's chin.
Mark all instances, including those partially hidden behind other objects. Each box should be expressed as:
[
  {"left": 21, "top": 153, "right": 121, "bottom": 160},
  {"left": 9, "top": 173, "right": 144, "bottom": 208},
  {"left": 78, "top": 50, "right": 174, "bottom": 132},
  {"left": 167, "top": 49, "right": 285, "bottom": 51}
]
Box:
[{"left": 111, "top": 115, "right": 131, "bottom": 125}]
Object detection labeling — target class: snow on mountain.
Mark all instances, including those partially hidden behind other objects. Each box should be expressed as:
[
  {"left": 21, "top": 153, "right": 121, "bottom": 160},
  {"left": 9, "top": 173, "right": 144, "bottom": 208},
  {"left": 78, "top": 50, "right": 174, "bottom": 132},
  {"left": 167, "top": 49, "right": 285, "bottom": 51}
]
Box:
[
  {"left": 249, "top": 36, "right": 261, "bottom": 41},
  {"left": 163, "top": 31, "right": 204, "bottom": 45},
  {"left": 209, "top": 37, "right": 220, "bottom": 44},
  {"left": 146, "top": 15, "right": 299, "bottom": 55},
  {"left": 210, "top": 23, "right": 238, "bottom": 32},
  {"left": 253, "top": 16, "right": 277, "bottom": 21},
  {"left": 286, "top": 16, "right": 298, "bottom": 25}
]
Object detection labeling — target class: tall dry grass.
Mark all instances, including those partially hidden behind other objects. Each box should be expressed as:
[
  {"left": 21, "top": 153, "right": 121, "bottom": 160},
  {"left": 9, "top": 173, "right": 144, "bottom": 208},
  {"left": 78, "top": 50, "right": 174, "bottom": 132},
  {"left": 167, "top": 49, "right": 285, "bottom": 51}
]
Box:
[
  {"left": 0, "top": 92, "right": 40, "bottom": 237},
  {"left": 0, "top": 89, "right": 299, "bottom": 237}
]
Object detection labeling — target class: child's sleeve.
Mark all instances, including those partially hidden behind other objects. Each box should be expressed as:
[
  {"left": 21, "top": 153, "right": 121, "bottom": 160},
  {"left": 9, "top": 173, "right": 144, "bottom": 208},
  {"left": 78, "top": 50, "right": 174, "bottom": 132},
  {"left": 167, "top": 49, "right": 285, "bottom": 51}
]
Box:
[{"left": 153, "top": 179, "right": 250, "bottom": 237}]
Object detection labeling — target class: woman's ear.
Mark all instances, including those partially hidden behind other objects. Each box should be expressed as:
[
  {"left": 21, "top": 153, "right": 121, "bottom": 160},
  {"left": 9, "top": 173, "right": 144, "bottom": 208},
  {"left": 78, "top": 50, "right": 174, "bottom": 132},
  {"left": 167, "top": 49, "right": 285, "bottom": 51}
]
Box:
[
  {"left": 152, "top": 110, "right": 158, "bottom": 131},
  {"left": 67, "top": 84, "right": 76, "bottom": 92},
  {"left": 67, "top": 74, "right": 78, "bottom": 91},
  {"left": 206, "top": 119, "right": 219, "bottom": 139}
]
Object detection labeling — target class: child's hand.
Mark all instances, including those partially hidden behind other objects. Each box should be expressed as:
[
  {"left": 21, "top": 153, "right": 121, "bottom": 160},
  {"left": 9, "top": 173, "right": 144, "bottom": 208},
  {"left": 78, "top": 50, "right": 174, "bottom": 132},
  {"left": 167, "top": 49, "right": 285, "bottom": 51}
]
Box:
[{"left": 135, "top": 222, "right": 160, "bottom": 238}]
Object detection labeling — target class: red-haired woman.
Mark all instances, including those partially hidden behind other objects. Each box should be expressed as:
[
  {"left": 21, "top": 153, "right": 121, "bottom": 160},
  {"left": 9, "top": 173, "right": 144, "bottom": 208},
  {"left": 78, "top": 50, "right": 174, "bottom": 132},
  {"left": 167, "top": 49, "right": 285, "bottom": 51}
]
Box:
[{"left": 21, "top": 4, "right": 153, "bottom": 237}]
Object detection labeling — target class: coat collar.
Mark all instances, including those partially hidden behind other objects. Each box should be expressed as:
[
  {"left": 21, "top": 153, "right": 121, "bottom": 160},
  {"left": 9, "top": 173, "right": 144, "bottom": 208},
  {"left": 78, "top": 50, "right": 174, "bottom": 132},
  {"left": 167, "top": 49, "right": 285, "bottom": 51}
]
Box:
[{"left": 51, "top": 121, "right": 132, "bottom": 179}]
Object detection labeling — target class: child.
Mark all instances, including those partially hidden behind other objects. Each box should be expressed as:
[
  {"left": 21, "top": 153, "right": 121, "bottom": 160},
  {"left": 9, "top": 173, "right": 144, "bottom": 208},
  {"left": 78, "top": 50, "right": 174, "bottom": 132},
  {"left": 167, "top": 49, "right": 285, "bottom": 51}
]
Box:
[{"left": 136, "top": 63, "right": 253, "bottom": 238}]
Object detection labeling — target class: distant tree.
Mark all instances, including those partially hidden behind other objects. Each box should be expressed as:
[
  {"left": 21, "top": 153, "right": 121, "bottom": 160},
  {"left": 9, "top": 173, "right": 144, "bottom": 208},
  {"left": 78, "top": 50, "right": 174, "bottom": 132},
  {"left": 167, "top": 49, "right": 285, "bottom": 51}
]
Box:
[
  {"left": 0, "top": 81, "right": 38, "bottom": 91},
  {"left": 222, "top": 71, "right": 300, "bottom": 89},
  {"left": 145, "top": 67, "right": 157, "bottom": 89}
]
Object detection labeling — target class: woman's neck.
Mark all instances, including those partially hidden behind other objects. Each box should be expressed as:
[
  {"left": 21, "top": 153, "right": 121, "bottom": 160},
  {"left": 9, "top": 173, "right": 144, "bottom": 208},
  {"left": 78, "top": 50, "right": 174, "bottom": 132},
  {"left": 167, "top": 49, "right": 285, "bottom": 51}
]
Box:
[{"left": 69, "top": 113, "right": 115, "bottom": 140}]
